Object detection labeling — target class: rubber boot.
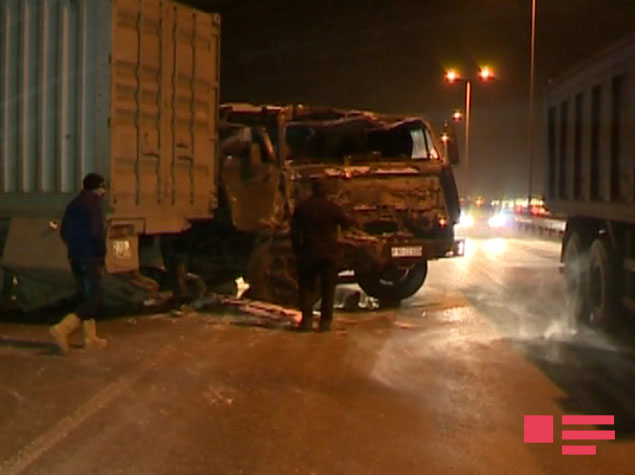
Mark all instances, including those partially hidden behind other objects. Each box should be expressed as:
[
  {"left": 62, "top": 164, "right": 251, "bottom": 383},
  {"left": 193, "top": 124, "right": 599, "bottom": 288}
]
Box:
[
  {"left": 49, "top": 313, "right": 81, "bottom": 355},
  {"left": 298, "top": 314, "right": 313, "bottom": 332},
  {"left": 318, "top": 318, "right": 332, "bottom": 333},
  {"left": 83, "top": 319, "right": 107, "bottom": 349}
]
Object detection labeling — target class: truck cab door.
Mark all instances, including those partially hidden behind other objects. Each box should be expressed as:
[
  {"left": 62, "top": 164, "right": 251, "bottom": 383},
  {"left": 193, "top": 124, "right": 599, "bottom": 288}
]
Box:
[{"left": 220, "top": 127, "right": 286, "bottom": 232}]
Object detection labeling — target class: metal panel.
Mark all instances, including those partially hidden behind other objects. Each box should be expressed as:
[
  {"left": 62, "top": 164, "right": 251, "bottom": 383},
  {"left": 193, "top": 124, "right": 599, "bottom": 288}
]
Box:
[
  {"left": 1, "top": 0, "right": 19, "bottom": 193},
  {"left": 0, "top": 0, "right": 109, "bottom": 209},
  {"left": 545, "top": 33, "right": 635, "bottom": 221},
  {"left": 170, "top": 4, "right": 218, "bottom": 219},
  {"left": 111, "top": 0, "right": 156, "bottom": 210},
  {"left": 110, "top": 0, "right": 218, "bottom": 231},
  {"left": 598, "top": 77, "right": 612, "bottom": 201}
]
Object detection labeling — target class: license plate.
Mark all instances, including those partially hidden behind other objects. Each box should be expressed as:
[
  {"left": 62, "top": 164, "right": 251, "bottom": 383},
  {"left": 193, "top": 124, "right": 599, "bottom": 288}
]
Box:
[
  {"left": 113, "top": 239, "right": 132, "bottom": 259},
  {"left": 391, "top": 246, "right": 423, "bottom": 258}
]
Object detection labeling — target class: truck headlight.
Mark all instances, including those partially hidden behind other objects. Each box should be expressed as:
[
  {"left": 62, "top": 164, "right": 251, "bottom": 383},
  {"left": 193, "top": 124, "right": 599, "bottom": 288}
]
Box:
[
  {"left": 488, "top": 213, "right": 508, "bottom": 228},
  {"left": 457, "top": 213, "right": 474, "bottom": 228}
]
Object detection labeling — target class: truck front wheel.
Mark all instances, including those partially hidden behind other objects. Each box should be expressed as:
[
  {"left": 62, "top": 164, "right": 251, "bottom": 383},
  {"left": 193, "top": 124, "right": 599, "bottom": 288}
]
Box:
[
  {"left": 355, "top": 261, "right": 428, "bottom": 302},
  {"left": 587, "top": 238, "right": 617, "bottom": 326}
]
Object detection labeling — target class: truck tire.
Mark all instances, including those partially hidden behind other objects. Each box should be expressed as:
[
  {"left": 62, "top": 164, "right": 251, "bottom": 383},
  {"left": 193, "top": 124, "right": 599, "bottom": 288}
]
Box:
[
  {"left": 245, "top": 240, "right": 319, "bottom": 308},
  {"left": 563, "top": 232, "right": 589, "bottom": 322},
  {"left": 356, "top": 261, "right": 427, "bottom": 302},
  {"left": 587, "top": 238, "right": 617, "bottom": 326}
]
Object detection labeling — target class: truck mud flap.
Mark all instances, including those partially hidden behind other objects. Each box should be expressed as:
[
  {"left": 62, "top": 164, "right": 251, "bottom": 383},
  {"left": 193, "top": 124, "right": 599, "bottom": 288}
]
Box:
[{"left": 447, "top": 238, "right": 465, "bottom": 257}]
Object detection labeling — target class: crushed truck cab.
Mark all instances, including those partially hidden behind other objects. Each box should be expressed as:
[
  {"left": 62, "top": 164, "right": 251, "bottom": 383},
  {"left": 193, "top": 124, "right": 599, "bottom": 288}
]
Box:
[{"left": 215, "top": 104, "right": 463, "bottom": 304}]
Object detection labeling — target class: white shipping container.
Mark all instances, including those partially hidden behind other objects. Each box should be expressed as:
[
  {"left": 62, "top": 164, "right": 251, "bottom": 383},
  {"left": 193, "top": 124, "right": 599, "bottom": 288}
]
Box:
[{"left": 0, "top": 0, "right": 220, "bottom": 233}]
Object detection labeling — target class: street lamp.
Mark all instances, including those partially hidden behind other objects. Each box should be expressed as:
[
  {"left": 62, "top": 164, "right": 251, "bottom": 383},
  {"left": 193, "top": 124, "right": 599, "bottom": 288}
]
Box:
[
  {"left": 451, "top": 109, "right": 463, "bottom": 122},
  {"left": 445, "top": 67, "right": 495, "bottom": 200},
  {"left": 527, "top": 0, "right": 537, "bottom": 208}
]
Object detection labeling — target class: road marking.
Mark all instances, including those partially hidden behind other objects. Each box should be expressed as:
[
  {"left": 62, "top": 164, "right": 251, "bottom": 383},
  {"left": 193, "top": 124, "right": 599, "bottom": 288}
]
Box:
[{"left": 0, "top": 345, "right": 175, "bottom": 475}]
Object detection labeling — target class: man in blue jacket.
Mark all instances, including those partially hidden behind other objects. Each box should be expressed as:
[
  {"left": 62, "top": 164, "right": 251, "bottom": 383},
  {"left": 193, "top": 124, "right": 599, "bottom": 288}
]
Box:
[{"left": 50, "top": 173, "right": 108, "bottom": 354}]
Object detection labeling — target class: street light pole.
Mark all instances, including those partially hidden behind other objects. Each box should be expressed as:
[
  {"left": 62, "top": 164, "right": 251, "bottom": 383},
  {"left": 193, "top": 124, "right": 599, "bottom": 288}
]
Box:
[
  {"left": 527, "top": 0, "right": 537, "bottom": 208},
  {"left": 464, "top": 80, "right": 472, "bottom": 199},
  {"left": 446, "top": 67, "right": 493, "bottom": 202}
]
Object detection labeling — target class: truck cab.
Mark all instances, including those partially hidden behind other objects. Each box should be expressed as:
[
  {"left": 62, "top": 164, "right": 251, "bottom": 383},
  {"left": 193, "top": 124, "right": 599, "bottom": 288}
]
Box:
[{"left": 214, "top": 104, "right": 463, "bottom": 305}]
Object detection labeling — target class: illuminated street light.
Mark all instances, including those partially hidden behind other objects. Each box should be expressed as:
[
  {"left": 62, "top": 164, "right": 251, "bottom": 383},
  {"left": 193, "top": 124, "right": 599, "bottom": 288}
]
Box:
[
  {"left": 478, "top": 66, "right": 494, "bottom": 81},
  {"left": 445, "top": 69, "right": 459, "bottom": 83},
  {"left": 452, "top": 110, "right": 463, "bottom": 122},
  {"left": 444, "top": 66, "right": 496, "bottom": 200},
  {"left": 439, "top": 124, "right": 451, "bottom": 159}
]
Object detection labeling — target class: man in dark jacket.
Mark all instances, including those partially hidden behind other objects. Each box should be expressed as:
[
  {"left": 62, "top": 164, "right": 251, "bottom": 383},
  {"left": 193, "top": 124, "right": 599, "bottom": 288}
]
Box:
[
  {"left": 291, "top": 180, "right": 355, "bottom": 332},
  {"left": 50, "top": 173, "right": 108, "bottom": 354}
]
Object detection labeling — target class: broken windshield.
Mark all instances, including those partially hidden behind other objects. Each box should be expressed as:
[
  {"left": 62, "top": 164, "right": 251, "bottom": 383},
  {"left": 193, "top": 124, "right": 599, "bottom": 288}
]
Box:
[{"left": 285, "top": 117, "right": 440, "bottom": 163}]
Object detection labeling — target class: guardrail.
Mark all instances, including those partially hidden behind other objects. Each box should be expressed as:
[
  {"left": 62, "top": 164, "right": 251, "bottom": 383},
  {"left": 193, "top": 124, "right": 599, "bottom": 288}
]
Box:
[{"left": 512, "top": 214, "right": 566, "bottom": 239}]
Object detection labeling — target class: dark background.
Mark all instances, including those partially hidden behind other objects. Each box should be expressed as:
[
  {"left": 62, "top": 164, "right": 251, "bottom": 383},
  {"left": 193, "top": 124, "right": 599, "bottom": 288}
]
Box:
[{"left": 183, "top": 0, "right": 634, "bottom": 200}]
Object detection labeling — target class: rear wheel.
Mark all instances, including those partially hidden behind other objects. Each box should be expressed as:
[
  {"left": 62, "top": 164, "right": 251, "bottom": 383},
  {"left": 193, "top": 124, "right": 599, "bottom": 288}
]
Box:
[
  {"left": 587, "top": 238, "right": 618, "bottom": 327},
  {"left": 563, "top": 232, "right": 589, "bottom": 322},
  {"left": 355, "top": 261, "right": 427, "bottom": 302}
]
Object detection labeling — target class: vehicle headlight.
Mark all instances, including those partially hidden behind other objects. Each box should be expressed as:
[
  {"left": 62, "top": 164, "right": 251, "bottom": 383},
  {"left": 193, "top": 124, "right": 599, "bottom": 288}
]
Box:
[
  {"left": 457, "top": 213, "right": 474, "bottom": 228},
  {"left": 488, "top": 213, "right": 508, "bottom": 228}
]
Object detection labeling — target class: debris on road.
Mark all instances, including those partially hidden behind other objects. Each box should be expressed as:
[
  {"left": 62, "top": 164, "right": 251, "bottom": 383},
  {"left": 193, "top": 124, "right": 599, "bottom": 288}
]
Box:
[
  {"left": 140, "top": 282, "right": 382, "bottom": 329},
  {"left": 393, "top": 321, "right": 418, "bottom": 330},
  {"left": 192, "top": 294, "right": 302, "bottom": 325},
  {"left": 334, "top": 287, "right": 379, "bottom": 311}
]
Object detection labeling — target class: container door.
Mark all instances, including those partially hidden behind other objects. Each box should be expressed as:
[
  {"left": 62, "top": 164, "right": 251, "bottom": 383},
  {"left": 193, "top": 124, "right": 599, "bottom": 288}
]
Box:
[
  {"left": 110, "top": 0, "right": 218, "bottom": 232},
  {"left": 164, "top": 3, "right": 219, "bottom": 220}
]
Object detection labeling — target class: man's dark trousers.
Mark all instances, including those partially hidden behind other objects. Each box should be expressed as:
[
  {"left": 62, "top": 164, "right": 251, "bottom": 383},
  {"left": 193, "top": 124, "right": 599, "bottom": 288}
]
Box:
[
  {"left": 297, "top": 254, "right": 338, "bottom": 332},
  {"left": 70, "top": 257, "right": 104, "bottom": 319}
]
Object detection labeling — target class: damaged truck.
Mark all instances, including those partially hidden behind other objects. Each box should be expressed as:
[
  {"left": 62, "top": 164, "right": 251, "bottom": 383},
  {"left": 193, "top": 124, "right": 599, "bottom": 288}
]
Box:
[
  {"left": 176, "top": 103, "right": 464, "bottom": 306},
  {"left": 0, "top": 0, "right": 463, "bottom": 312}
]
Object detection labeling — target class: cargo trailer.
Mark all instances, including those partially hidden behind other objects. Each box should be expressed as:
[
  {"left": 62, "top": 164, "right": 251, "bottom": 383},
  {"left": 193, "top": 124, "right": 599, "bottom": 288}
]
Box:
[{"left": 0, "top": 0, "right": 219, "bottom": 309}]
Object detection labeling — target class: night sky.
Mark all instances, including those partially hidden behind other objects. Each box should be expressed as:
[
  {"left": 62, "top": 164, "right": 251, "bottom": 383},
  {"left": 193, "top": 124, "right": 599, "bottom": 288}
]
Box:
[{"left": 185, "top": 0, "right": 634, "bottom": 199}]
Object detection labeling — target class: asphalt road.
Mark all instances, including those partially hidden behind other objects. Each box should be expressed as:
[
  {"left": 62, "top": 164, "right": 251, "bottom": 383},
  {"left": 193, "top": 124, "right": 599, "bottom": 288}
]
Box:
[{"left": 1, "top": 231, "right": 634, "bottom": 474}]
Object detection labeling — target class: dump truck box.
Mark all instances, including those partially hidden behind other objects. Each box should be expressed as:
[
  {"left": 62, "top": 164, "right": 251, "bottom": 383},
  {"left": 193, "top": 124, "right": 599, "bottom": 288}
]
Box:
[
  {"left": 544, "top": 31, "right": 635, "bottom": 325},
  {"left": 544, "top": 31, "right": 635, "bottom": 222},
  {"left": 0, "top": 0, "right": 219, "bottom": 309}
]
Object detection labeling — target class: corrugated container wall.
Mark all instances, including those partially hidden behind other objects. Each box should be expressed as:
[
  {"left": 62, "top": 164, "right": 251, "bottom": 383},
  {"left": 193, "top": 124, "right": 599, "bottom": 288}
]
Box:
[
  {"left": 544, "top": 32, "right": 635, "bottom": 224},
  {"left": 0, "top": 0, "right": 219, "bottom": 233}
]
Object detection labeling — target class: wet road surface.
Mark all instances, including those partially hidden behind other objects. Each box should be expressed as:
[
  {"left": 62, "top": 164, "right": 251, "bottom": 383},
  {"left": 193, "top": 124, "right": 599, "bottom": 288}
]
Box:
[{"left": 1, "top": 232, "right": 634, "bottom": 474}]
